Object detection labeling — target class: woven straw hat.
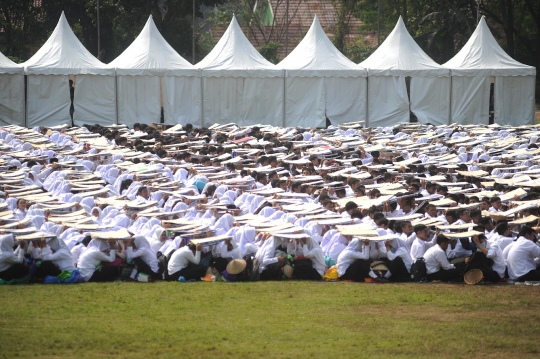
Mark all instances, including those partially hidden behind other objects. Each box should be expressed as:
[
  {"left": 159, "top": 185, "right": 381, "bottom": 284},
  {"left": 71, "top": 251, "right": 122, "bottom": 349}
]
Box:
[
  {"left": 282, "top": 264, "right": 294, "bottom": 279},
  {"left": 370, "top": 261, "right": 389, "bottom": 271},
  {"left": 226, "top": 259, "right": 247, "bottom": 275},
  {"left": 464, "top": 269, "right": 483, "bottom": 285}
]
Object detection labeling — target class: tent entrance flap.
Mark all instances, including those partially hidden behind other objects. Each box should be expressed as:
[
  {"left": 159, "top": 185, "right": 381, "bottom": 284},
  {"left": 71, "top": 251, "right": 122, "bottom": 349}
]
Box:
[
  {"left": 117, "top": 75, "right": 161, "bottom": 128},
  {"left": 367, "top": 76, "right": 409, "bottom": 127},
  {"left": 27, "top": 74, "right": 71, "bottom": 128},
  {"left": 73, "top": 75, "right": 116, "bottom": 127},
  {"left": 0, "top": 73, "right": 25, "bottom": 127},
  {"left": 494, "top": 75, "right": 536, "bottom": 126},
  {"left": 450, "top": 76, "right": 490, "bottom": 125},
  {"left": 162, "top": 76, "right": 201, "bottom": 126},
  {"left": 410, "top": 77, "right": 451, "bottom": 126}
]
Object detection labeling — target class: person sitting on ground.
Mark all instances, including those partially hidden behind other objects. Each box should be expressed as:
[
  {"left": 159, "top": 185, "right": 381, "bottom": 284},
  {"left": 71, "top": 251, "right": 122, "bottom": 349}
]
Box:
[
  {"left": 0, "top": 234, "right": 28, "bottom": 282},
  {"left": 506, "top": 226, "right": 540, "bottom": 282},
  {"left": 77, "top": 238, "right": 117, "bottom": 282},
  {"left": 167, "top": 242, "right": 206, "bottom": 281},
  {"left": 126, "top": 236, "right": 162, "bottom": 280},
  {"left": 424, "top": 235, "right": 462, "bottom": 282}
]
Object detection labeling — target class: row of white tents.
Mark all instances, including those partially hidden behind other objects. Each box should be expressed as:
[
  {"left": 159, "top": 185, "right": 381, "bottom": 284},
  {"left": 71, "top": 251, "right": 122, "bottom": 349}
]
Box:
[{"left": 0, "top": 12, "right": 536, "bottom": 129}]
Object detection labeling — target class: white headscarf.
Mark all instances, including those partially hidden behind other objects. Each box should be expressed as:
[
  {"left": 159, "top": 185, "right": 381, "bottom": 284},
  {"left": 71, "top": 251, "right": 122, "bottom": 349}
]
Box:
[
  {"left": 212, "top": 214, "right": 235, "bottom": 235},
  {"left": 0, "top": 234, "right": 17, "bottom": 262}
]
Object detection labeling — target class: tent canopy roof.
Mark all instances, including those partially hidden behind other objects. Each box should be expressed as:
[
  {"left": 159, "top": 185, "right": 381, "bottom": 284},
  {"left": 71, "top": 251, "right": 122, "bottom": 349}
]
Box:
[
  {"left": 23, "top": 12, "right": 113, "bottom": 76},
  {"left": 109, "top": 15, "right": 197, "bottom": 76},
  {"left": 196, "top": 16, "right": 281, "bottom": 77},
  {"left": 278, "top": 15, "right": 366, "bottom": 77},
  {"left": 444, "top": 16, "right": 535, "bottom": 77},
  {"left": 360, "top": 16, "right": 449, "bottom": 77},
  {"left": 0, "top": 51, "right": 23, "bottom": 74}
]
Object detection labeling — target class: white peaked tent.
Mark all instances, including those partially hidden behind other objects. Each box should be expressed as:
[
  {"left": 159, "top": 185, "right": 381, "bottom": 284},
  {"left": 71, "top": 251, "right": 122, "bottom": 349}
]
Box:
[
  {"left": 109, "top": 15, "right": 200, "bottom": 127},
  {"left": 444, "top": 16, "right": 536, "bottom": 126},
  {"left": 360, "top": 16, "right": 451, "bottom": 127},
  {"left": 197, "top": 16, "right": 283, "bottom": 127},
  {"left": 278, "top": 16, "right": 367, "bottom": 127},
  {"left": 23, "top": 12, "right": 115, "bottom": 128},
  {"left": 0, "top": 52, "right": 24, "bottom": 126}
]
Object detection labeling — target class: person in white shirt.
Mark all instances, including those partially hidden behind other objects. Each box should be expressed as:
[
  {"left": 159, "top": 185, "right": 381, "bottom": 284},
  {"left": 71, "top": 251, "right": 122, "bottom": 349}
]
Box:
[
  {"left": 13, "top": 198, "right": 27, "bottom": 220},
  {"left": 294, "top": 237, "right": 325, "bottom": 280},
  {"left": 31, "top": 237, "right": 74, "bottom": 280},
  {"left": 463, "top": 234, "right": 505, "bottom": 282},
  {"left": 506, "top": 226, "right": 540, "bottom": 282},
  {"left": 454, "top": 209, "right": 471, "bottom": 225},
  {"left": 126, "top": 236, "right": 161, "bottom": 280},
  {"left": 255, "top": 234, "right": 292, "bottom": 280},
  {"left": 135, "top": 186, "right": 150, "bottom": 203},
  {"left": 383, "top": 237, "right": 413, "bottom": 282},
  {"left": 0, "top": 234, "right": 28, "bottom": 281},
  {"left": 395, "top": 220, "right": 416, "bottom": 252},
  {"left": 77, "top": 238, "right": 117, "bottom": 282},
  {"left": 337, "top": 238, "right": 379, "bottom": 282},
  {"left": 424, "top": 235, "right": 461, "bottom": 282},
  {"left": 167, "top": 242, "right": 205, "bottom": 281},
  {"left": 410, "top": 224, "right": 437, "bottom": 261},
  {"left": 488, "top": 196, "right": 503, "bottom": 213},
  {"left": 420, "top": 182, "right": 437, "bottom": 198}
]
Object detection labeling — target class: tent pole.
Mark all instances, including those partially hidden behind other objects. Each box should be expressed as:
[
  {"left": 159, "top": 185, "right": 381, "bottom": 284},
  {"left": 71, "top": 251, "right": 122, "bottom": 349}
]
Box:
[
  {"left": 97, "top": 0, "right": 101, "bottom": 58},
  {"left": 200, "top": 70, "right": 204, "bottom": 128},
  {"left": 115, "top": 75, "right": 119, "bottom": 125},
  {"left": 448, "top": 75, "right": 452, "bottom": 125},
  {"left": 282, "top": 70, "right": 286, "bottom": 127},
  {"left": 285, "top": 0, "right": 289, "bottom": 56},
  {"left": 533, "top": 77, "right": 536, "bottom": 125},
  {"left": 192, "top": 0, "right": 196, "bottom": 64},
  {"left": 365, "top": 75, "right": 369, "bottom": 128},
  {"left": 24, "top": 75, "right": 28, "bottom": 128}
]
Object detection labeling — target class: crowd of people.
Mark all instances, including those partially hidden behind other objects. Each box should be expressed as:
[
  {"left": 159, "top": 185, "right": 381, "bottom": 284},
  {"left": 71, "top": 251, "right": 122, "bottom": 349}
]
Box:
[{"left": 1, "top": 120, "right": 540, "bottom": 285}]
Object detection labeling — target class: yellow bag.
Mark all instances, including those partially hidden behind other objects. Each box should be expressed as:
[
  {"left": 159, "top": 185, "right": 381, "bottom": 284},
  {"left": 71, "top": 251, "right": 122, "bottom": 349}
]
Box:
[{"left": 322, "top": 265, "right": 339, "bottom": 282}]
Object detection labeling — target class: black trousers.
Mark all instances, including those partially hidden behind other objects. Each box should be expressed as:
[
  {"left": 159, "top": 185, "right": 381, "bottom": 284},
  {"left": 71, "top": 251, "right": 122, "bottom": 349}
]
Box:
[
  {"left": 133, "top": 257, "right": 161, "bottom": 280},
  {"left": 260, "top": 266, "right": 283, "bottom": 281},
  {"left": 33, "top": 261, "right": 62, "bottom": 279},
  {"left": 517, "top": 269, "right": 540, "bottom": 282},
  {"left": 464, "top": 252, "right": 500, "bottom": 282},
  {"left": 427, "top": 268, "right": 461, "bottom": 282},
  {"left": 212, "top": 257, "right": 229, "bottom": 273},
  {"left": 294, "top": 259, "right": 322, "bottom": 280},
  {"left": 0, "top": 263, "right": 28, "bottom": 281},
  {"left": 339, "top": 259, "right": 371, "bottom": 282},
  {"left": 88, "top": 266, "right": 119, "bottom": 282},
  {"left": 382, "top": 257, "right": 410, "bottom": 282},
  {"left": 168, "top": 265, "right": 207, "bottom": 281}
]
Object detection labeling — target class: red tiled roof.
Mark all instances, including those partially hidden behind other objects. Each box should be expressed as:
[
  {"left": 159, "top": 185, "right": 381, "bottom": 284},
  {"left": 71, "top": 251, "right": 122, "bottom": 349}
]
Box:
[{"left": 210, "top": 0, "right": 374, "bottom": 60}]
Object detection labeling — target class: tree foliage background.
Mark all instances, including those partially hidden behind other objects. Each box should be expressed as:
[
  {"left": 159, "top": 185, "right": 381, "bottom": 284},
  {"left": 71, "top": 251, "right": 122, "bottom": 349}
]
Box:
[{"left": 0, "top": 0, "right": 538, "bottom": 83}]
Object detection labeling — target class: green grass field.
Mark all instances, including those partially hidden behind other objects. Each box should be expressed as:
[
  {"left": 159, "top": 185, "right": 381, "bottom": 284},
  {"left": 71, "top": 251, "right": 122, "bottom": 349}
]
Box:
[{"left": 1, "top": 282, "right": 539, "bottom": 359}]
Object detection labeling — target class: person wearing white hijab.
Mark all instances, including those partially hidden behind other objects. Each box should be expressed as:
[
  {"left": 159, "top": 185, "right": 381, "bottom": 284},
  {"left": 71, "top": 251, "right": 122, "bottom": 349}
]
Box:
[
  {"left": 31, "top": 236, "right": 75, "bottom": 279},
  {"left": 219, "top": 236, "right": 241, "bottom": 261},
  {"left": 236, "top": 226, "right": 259, "bottom": 258},
  {"left": 77, "top": 238, "right": 117, "bottom": 282},
  {"left": 13, "top": 198, "right": 28, "bottom": 220},
  {"left": 324, "top": 232, "right": 348, "bottom": 261},
  {"left": 0, "top": 234, "right": 28, "bottom": 281},
  {"left": 337, "top": 238, "right": 376, "bottom": 282},
  {"left": 126, "top": 236, "right": 161, "bottom": 280},
  {"left": 167, "top": 242, "right": 206, "bottom": 281},
  {"left": 70, "top": 235, "right": 92, "bottom": 267},
  {"left": 91, "top": 207, "right": 103, "bottom": 224},
  {"left": 212, "top": 214, "right": 235, "bottom": 236},
  {"left": 295, "top": 236, "right": 326, "bottom": 280},
  {"left": 255, "top": 234, "right": 289, "bottom": 280},
  {"left": 150, "top": 226, "right": 168, "bottom": 254}
]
